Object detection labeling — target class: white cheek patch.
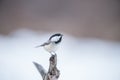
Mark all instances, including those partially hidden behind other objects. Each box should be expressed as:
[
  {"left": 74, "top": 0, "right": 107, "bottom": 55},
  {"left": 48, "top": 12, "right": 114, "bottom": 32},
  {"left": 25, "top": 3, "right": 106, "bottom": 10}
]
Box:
[{"left": 50, "top": 36, "right": 61, "bottom": 42}]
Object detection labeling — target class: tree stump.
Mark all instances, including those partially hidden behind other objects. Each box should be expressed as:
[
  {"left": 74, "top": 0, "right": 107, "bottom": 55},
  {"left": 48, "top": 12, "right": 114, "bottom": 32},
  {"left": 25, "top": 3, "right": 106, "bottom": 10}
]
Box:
[{"left": 33, "top": 54, "right": 60, "bottom": 80}]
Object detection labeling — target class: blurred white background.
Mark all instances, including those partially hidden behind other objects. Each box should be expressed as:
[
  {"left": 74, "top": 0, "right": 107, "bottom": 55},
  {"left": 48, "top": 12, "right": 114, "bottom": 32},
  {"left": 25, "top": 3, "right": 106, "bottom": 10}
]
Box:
[
  {"left": 0, "top": 0, "right": 120, "bottom": 80},
  {"left": 0, "top": 29, "right": 120, "bottom": 80}
]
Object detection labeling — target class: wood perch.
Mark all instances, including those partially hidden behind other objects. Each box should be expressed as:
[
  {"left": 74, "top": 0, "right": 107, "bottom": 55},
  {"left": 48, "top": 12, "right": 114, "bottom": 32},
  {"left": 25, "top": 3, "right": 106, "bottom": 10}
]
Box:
[{"left": 33, "top": 54, "right": 60, "bottom": 80}]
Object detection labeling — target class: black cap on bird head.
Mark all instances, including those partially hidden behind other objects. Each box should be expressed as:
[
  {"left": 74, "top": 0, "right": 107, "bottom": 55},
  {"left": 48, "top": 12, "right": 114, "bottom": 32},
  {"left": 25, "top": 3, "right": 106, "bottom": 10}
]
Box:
[
  {"left": 49, "top": 33, "right": 63, "bottom": 44},
  {"left": 49, "top": 33, "right": 63, "bottom": 40}
]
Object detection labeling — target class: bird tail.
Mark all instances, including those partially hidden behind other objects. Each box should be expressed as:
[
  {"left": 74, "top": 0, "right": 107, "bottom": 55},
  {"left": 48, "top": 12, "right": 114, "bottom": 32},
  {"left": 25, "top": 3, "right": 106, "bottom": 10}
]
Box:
[{"left": 35, "top": 45, "right": 42, "bottom": 48}]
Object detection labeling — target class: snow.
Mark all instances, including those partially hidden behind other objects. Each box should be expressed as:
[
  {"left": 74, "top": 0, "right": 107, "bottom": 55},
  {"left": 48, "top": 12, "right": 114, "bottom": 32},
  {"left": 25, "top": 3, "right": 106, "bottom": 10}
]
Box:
[{"left": 0, "top": 29, "right": 120, "bottom": 80}]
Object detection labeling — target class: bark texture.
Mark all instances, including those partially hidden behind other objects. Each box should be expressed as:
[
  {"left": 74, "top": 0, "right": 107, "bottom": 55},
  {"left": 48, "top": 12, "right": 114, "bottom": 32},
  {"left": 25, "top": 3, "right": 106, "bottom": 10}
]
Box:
[{"left": 33, "top": 54, "right": 60, "bottom": 80}]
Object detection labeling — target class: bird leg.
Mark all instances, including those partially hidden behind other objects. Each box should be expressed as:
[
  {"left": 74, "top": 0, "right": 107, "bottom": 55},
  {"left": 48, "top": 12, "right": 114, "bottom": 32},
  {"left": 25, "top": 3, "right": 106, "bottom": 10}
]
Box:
[{"left": 52, "top": 52, "right": 57, "bottom": 55}]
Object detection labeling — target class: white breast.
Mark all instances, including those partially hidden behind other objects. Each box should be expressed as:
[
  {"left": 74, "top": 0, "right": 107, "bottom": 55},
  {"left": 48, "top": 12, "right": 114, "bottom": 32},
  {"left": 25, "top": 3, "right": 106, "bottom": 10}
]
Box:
[{"left": 44, "top": 42, "right": 58, "bottom": 53}]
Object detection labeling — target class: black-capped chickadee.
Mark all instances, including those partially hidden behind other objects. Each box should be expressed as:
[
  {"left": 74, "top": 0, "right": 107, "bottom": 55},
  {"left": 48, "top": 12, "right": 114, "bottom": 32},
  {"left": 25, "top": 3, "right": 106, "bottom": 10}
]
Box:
[{"left": 36, "top": 33, "right": 63, "bottom": 55}]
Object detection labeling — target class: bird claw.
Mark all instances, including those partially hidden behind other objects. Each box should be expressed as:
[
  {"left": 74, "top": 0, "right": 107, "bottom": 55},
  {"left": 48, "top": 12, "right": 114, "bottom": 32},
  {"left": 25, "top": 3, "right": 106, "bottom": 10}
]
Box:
[{"left": 50, "top": 52, "right": 56, "bottom": 56}]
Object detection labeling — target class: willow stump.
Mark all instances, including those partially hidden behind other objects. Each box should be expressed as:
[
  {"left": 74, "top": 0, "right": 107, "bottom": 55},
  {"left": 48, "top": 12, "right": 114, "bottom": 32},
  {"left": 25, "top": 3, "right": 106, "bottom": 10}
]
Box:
[{"left": 33, "top": 54, "right": 60, "bottom": 80}]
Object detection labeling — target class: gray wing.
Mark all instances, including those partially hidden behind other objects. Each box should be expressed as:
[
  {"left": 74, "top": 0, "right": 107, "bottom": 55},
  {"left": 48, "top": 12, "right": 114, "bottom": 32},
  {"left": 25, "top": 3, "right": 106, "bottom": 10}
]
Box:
[
  {"left": 40, "top": 41, "right": 50, "bottom": 46},
  {"left": 35, "top": 41, "right": 51, "bottom": 48},
  {"left": 33, "top": 62, "right": 47, "bottom": 79}
]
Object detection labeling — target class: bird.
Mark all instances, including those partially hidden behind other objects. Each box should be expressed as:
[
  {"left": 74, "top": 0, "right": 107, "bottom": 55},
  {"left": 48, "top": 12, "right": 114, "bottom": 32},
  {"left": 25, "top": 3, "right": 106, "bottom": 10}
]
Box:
[{"left": 36, "top": 33, "right": 63, "bottom": 55}]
